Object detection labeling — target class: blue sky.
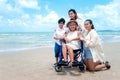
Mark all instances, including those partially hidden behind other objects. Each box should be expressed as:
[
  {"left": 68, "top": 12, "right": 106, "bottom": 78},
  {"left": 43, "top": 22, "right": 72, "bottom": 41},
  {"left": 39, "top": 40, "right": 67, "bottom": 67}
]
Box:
[{"left": 0, "top": 0, "right": 120, "bottom": 32}]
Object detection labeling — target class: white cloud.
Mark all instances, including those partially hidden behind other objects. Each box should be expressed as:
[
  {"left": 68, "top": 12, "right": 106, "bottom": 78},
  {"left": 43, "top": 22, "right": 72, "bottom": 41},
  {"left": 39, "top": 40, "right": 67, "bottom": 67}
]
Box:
[
  {"left": 45, "top": 4, "right": 51, "bottom": 12},
  {"left": 0, "top": 0, "right": 7, "bottom": 4},
  {"left": 0, "top": 0, "right": 12, "bottom": 12},
  {"left": 43, "top": 11, "right": 59, "bottom": 23},
  {"left": 31, "top": 11, "right": 59, "bottom": 31},
  {"left": 18, "top": 0, "right": 40, "bottom": 9},
  {"left": 5, "top": 11, "right": 59, "bottom": 31},
  {"left": 8, "top": 19, "right": 14, "bottom": 24},
  {"left": 34, "top": 14, "right": 43, "bottom": 25},
  {"left": 0, "top": 0, "right": 120, "bottom": 32},
  {"left": 21, "top": 14, "right": 30, "bottom": 19},
  {"left": 78, "top": 0, "right": 120, "bottom": 30},
  {"left": 0, "top": 0, "right": 24, "bottom": 17},
  {"left": 35, "top": 15, "right": 42, "bottom": 20}
]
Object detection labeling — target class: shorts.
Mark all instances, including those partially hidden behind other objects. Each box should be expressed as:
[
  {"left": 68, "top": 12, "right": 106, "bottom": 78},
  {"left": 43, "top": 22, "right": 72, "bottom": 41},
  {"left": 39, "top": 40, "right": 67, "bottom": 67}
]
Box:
[
  {"left": 84, "top": 47, "right": 92, "bottom": 59},
  {"left": 54, "top": 43, "right": 62, "bottom": 57}
]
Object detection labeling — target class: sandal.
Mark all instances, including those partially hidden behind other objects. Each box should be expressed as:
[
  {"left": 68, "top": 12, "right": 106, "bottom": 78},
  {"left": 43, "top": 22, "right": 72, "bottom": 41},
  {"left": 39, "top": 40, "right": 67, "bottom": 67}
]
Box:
[{"left": 105, "top": 61, "right": 111, "bottom": 69}]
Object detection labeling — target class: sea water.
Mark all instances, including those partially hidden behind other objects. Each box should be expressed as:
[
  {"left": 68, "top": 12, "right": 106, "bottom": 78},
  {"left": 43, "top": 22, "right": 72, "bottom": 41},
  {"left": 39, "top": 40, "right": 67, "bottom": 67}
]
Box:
[{"left": 0, "top": 31, "right": 120, "bottom": 52}]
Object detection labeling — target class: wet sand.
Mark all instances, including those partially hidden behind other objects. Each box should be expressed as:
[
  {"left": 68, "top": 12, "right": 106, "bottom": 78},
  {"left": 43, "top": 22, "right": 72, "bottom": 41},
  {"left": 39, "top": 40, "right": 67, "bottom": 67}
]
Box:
[{"left": 0, "top": 42, "right": 120, "bottom": 80}]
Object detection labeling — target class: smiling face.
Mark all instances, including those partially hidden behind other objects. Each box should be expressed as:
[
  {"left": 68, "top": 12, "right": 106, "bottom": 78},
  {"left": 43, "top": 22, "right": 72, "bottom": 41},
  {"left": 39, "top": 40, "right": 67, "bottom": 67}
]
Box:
[
  {"left": 69, "top": 11, "right": 76, "bottom": 20},
  {"left": 59, "top": 22, "right": 64, "bottom": 29},
  {"left": 84, "top": 21, "right": 92, "bottom": 31},
  {"left": 67, "top": 21, "right": 78, "bottom": 31}
]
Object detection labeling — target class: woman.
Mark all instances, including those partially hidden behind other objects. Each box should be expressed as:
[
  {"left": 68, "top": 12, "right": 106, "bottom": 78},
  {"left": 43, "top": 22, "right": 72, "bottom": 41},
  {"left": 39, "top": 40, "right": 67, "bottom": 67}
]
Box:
[
  {"left": 67, "top": 9, "right": 84, "bottom": 33},
  {"left": 62, "top": 20, "right": 81, "bottom": 65},
  {"left": 80, "top": 19, "right": 111, "bottom": 71}
]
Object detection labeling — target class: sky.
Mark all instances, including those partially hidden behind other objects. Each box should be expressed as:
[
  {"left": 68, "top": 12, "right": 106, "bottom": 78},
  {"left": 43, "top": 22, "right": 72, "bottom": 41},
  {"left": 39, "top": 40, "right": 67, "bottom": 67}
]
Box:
[{"left": 0, "top": 0, "right": 120, "bottom": 32}]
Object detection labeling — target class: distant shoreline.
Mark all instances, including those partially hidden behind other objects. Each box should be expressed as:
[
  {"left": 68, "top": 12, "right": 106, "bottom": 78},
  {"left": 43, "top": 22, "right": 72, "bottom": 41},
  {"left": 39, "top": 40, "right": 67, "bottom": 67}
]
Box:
[{"left": 0, "top": 29, "right": 120, "bottom": 33}]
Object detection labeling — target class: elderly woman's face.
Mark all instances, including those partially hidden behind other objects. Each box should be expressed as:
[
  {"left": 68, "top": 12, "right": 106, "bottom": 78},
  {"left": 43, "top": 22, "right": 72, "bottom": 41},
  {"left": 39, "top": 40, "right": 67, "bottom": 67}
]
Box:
[
  {"left": 69, "top": 22, "right": 77, "bottom": 31},
  {"left": 84, "top": 21, "right": 92, "bottom": 30}
]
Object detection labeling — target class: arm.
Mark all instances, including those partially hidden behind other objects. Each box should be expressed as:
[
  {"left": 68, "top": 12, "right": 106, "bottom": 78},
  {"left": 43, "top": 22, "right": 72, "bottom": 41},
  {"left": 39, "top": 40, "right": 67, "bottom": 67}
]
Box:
[
  {"left": 53, "top": 29, "right": 61, "bottom": 40},
  {"left": 54, "top": 36, "right": 64, "bottom": 40},
  {"left": 71, "top": 31, "right": 81, "bottom": 41},
  {"left": 85, "top": 33, "right": 98, "bottom": 47},
  {"left": 64, "top": 31, "right": 80, "bottom": 43},
  {"left": 80, "top": 31, "right": 98, "bottom": 48},
  {"left": 54, "top": 30, "right": 66, "bottom": 40}
]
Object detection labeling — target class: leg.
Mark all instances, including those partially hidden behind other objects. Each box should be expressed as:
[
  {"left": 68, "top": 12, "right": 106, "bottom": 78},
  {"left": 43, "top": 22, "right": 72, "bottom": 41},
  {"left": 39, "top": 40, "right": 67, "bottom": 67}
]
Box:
[
  {"left": 55, "top": 57, "right": 58, "bottom": 63},
  {"left": 62, "top": 44, "right": 67, "bottom": 62},
  {"left": 87, "top": 59, "right": 108, "bottom": 71},
  {"left": 54, "top": 43, "right": 59, "bottom": 63},
  {"left": 84, "top": 47, "right": 93, "bottom": 70},
  {"left": 84, "top": 59, "right": 88, "bottom": 70},
  {"left": 94, "top": 64, "right": 106, "bottom": 71},
  {"left": 87, "top": 59, "right": 95, "bottom": 71},
  {"left": 66, "top": 45, "right": 74, "bottom": 62},
  {"left": 94, "top": 61, "right": 102, "bottom": 66}
]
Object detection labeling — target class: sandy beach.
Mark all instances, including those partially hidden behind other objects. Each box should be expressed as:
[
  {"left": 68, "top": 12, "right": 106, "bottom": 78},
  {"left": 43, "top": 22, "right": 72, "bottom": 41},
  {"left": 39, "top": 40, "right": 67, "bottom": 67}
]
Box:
[{"left": 0, "top": 42, "right": 120, "bottom": 80}]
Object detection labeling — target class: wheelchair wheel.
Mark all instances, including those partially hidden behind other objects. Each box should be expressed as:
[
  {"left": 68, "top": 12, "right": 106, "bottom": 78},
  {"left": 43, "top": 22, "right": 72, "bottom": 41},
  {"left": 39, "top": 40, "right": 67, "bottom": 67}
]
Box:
[
  {"left": 54, "top": 65, "right": 62, "bottom": 72},
  {"left": 78, "top": 63, "right": 86, "bottom": 72}
]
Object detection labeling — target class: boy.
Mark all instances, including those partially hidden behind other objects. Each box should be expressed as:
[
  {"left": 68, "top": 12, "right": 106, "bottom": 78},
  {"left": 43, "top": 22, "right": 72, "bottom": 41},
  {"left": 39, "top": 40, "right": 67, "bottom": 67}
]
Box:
[{"left": 53, "top": 18, "right": 66, "bottom": 65}]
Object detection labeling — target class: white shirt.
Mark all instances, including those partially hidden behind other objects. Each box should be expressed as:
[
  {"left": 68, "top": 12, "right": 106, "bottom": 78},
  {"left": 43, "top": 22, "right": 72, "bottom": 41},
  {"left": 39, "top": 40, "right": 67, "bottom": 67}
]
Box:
[
  {"left": 54, "top": 27, "right": 66, "bottom": 45},
  {"left": 84, "top": 29, "right": 106, "bottom": 62},
  {"left": 76, "top": 18, "right": 83, "bottom": 31},
  {"left": 66, "top": 31, "right": 80, "bottom": 50}
]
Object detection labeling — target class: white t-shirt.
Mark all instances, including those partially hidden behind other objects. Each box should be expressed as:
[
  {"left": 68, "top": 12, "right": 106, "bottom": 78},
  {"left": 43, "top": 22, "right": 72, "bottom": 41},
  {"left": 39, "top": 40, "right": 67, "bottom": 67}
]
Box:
[
  {"left": 76, "top": 18, "right": 84, "bottom": 31},
  {"left": 54, "top": 27, "right": 66, "bottom": 45},
  {"left": 66, "top": 31, "right": 80, "bottom": 50}
]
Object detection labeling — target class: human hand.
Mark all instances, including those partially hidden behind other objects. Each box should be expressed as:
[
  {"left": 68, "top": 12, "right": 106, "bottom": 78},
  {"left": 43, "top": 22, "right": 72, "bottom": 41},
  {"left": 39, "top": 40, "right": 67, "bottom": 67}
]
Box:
[
  {"left": 80, "top": 37, "right": 85, "bottom": 41},
  {"left": 65, "top": 37, "right": 71, "bottom": 43}
]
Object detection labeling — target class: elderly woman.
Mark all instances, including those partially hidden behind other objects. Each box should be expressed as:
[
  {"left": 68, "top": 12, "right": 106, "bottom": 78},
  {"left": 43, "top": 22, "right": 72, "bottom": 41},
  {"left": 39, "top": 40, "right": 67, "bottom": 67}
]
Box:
[
  {"left": 80, "top": 19, "right": 111, "bottom": 71},
  {"left": 62, "top": 20, "right": 82, "bottom": 65}
]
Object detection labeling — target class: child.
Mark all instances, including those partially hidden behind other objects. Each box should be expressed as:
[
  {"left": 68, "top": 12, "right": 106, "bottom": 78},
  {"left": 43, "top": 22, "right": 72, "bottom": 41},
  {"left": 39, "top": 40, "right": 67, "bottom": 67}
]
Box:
[{"left": 53, "top": 18, "right": 66, "bottom": 65}]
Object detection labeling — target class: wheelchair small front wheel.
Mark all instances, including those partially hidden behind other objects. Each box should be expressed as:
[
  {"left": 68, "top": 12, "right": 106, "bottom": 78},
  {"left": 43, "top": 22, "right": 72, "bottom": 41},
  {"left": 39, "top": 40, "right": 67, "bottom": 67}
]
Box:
[{"left": 54, "top": 66, "right": 62, "bottom": 72}]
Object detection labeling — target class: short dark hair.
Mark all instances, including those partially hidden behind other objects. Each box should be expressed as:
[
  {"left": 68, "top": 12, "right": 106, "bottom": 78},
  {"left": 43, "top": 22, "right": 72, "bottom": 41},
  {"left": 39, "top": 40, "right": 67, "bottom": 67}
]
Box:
[
  {"left": 58, "top": 18, "right": 65, "bottom": 24},
  {"left": 85, "top": 19, "right": 95, "bottom": 29}
]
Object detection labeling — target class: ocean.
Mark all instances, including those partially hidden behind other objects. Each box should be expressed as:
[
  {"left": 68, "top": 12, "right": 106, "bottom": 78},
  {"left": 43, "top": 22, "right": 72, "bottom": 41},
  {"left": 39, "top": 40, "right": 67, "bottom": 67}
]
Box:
[{"left": 0, "top": 31, "right": 120, "bottom": 52}]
